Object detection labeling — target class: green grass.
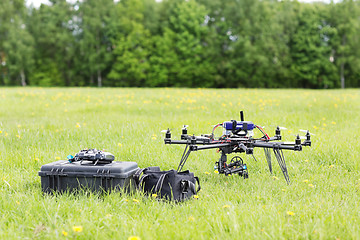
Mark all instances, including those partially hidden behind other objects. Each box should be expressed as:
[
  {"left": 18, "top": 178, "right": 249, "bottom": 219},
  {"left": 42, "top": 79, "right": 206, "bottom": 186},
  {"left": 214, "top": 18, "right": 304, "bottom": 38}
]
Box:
[{"left": 0, "top": 87, "right": 359, "bottom": 239}]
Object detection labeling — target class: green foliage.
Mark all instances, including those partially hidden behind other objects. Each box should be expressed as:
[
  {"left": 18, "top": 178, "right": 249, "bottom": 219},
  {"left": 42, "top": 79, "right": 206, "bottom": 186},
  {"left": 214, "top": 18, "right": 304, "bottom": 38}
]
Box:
[
  {"left": 1, "top": 0, "right": 33, "bottom": 86},
  {"left": 107, "top": 0, "right": 152, "bottom": 87},
  {"left": 289, "top": 3, "right": 338, "bottom": 88},
  {"left": 151, "top": 0, "right": 214, "bottom": 87},
  {"left": 27, "top": 1, "right": 76, "bottom": 86},
  {"left": 78, "top": 0, "right": 115, "bottom": 87},
  {"left": 1, "top": 0, "right": 360, "bottom": 88},
  {"left": 29, "top": 60, "right": 63, "bottom": 86}
]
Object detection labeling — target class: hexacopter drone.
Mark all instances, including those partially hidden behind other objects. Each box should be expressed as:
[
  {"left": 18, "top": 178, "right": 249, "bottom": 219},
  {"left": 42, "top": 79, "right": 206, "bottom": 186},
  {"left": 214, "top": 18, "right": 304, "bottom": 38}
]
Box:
[{"left": 163, "top": 111, "right": 312, "bottom": 184}]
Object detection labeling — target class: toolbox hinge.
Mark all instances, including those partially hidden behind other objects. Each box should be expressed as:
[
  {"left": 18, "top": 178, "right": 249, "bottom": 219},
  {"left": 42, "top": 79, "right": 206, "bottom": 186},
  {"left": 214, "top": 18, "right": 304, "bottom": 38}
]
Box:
[
  {"left": 47, "top": 168, "right": 67, "bottom": 191},
  {"left": 94, "top": 169, "right": 115, "bottom": 192}
]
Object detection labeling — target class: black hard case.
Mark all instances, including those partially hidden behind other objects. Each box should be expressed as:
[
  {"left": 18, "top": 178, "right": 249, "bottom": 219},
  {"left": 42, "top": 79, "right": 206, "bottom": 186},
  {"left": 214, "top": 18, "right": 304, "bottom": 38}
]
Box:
[{"left": 39, "top": 160, "right": 139, "bottom": 193}]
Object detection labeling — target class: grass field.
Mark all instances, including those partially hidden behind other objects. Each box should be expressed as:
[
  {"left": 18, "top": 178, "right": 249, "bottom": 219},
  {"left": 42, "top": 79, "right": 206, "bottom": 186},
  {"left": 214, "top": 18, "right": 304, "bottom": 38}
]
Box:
[{"left": 0, "top": 87, "right": 359, "bottom": 239}]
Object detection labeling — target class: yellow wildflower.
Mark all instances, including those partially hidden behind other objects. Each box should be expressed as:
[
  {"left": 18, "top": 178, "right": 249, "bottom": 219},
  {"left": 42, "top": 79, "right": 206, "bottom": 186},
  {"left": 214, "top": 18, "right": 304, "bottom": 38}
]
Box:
[
  {"left": 281, "top": 189, "right": 286, "bottom": 192},
  {"left": 132, "top": 199, "right": 139, "bottom": 203},
  {"left": 118, "top": 143, "right": 122, "bottom": 147},
  {"left": 204, "top": 172, "right": 210, "bottom": 175},
  {"left": 304, "top": 160, "right": 309, "bottom": 163},
  {"left": 16, "top": 135, "right": 21, "bottom": 139},
  {"left": 331, "top": 121, "right": 336, "bottom": 125},
  {"left": 214, "top": 170, "right": 219, "bottom": 174},
  {"left": 16, "top": 201, "right": 20, "bottom": 205},
  {"left": 287, "top": 211, "right": 295, "bottom": 216},
  {"left": 188, "top": 216, "right": 195, "bottom": 221},
  {"left": 55, "top": 157, "right": 61, "bottom": 160},
  {"left": 308, "top": 184, "right": 315, "bottom": 188},
  {"left": 128, "top": 236, "right": 141, "bottom": 240},
  {"left": 272, "top": 176, "right": 279, "bottom": 180},
  {"left": 222, "top": 205, "right": 230, "bottom": 209},
  {"left": 62, "top": 231, "right": 68, "bottom": 236},
  {"left": 72, "top": 226, "right": 83, "bottom": 232},
  {"left": 152, "top": 194, "right": 157, "bottom": 198},
  {"left": 329, "top": 165, "right": 334, "bottom": 168},
  {"left": 17, "top": 124, "right": 21, "bottom": 128},
  {"left": 303, "top": 179, "right": 309, "bottom": 183},
  {"left": 193, "top": 195, "right": 199, "bottom": 199}
]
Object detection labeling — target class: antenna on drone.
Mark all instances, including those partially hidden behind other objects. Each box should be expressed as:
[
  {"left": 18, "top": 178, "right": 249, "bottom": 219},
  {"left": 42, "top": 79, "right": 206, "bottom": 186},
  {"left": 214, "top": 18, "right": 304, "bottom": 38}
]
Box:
[{"left": 240, "top": 111, "right": 244, "bottom": 121}]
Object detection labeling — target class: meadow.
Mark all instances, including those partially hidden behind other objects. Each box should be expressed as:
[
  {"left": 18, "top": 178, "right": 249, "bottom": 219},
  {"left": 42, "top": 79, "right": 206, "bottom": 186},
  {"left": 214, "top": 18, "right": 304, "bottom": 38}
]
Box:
[{"left": 0, "top": 87, "right": 359, "bottom": 239}]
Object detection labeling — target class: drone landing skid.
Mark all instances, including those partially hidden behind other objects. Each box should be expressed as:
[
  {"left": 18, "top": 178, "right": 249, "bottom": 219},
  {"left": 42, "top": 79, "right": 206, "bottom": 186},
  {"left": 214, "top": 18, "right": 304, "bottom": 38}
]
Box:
[
  {"left": 177, "top": 144, "right": 192, "bottom": 172},
  {"left": 264, "top": 148, "right": 272, "bottom": 173},
  {"left": 273, "top": 148, "right": 290, "bottom": 184}
]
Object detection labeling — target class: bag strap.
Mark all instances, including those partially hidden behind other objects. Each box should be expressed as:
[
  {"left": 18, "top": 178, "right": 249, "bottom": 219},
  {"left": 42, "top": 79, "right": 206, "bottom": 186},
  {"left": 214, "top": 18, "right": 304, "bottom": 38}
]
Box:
[
  {"left": 138, "top": 174, "right": 149, "bottom": 188},
  {"left": 133, "top": 167, "right": 161, "bottom": 185},
  {"left": 133, "top": 168, "right": 146, "bottom": 185},
  {"left": 194, "top": 176, "right": 201, "bottom": 193},
  {"left": 154, "top": 171, "right": 172, "bottom": 193}
]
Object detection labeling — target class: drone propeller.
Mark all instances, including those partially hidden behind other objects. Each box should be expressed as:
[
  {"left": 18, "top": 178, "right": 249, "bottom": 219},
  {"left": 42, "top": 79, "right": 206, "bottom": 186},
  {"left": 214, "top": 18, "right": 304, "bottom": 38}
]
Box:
[
  {"left": 269, "top": 125, "right": 287, "bottom": 130},
  {"left": 292, "top": 134, "right": 306, "bottom": 140},
  {"left": 300, "top": 129, "right": 315, "bottom": 135}
]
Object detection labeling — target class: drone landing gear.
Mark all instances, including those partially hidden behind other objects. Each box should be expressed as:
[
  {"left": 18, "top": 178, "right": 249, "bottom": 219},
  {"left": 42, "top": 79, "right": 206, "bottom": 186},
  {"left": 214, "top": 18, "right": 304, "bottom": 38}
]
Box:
[
  {"left": 264, "top": 148, "right": 272, "bottom": 173},
  {"left": 273, "top": 148, "right": 290, "bottom": 184},
  {"left": 263, "top": 147, "right": 290, "bottom": 184},
  {"left": 216, "top": 153, "right": 248, "bottom": 179},
  {"left": 177, "top": 144, "right": 192, "bottom": 172}
]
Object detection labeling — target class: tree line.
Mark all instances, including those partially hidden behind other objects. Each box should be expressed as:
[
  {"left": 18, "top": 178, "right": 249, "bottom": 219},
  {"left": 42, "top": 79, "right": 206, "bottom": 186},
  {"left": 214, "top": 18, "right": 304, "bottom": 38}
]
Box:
[{"left": 1, "top": 0, "right": 360, "bottom": 88}]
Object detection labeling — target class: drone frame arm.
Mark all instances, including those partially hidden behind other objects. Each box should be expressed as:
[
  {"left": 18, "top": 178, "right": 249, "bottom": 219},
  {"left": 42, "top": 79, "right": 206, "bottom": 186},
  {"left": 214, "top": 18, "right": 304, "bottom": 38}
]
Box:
[{"left": 253, "top": 142, "right": 302, "bottom": 151}]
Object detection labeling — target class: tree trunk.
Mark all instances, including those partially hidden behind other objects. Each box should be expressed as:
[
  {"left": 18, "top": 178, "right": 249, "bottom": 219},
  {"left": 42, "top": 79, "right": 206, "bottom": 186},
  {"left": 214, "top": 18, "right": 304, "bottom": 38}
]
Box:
[
  {"left": 340, "top": 35, "right": 346, "bottom": 89},
  {"left": 340, "top": 62, "right": 345, "bottom": 89},
  {"left": 20, "top": 69, "right": 26, "bottom": 86},
  {"left": 97, "top": 69, "right": 102, "bottom": 87},
  {"left": 90, "top": 75, "right": 94, "bottom": 86}
]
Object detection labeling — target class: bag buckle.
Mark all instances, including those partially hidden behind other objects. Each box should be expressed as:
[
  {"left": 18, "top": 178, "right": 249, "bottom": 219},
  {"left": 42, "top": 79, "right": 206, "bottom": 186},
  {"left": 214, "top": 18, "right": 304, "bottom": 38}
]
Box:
[{"left": 180, "top": 180, "right": 189, "bottom": 193}]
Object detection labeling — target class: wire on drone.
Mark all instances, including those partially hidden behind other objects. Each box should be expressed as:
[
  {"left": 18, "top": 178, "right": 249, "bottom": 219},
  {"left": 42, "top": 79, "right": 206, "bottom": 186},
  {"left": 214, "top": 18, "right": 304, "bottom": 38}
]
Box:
[
  {"left": 212, "top": 123, "right": 223, "bottom": 139},
  {"left": 255, "top": 125, "right": 270, "bottom": 140}
]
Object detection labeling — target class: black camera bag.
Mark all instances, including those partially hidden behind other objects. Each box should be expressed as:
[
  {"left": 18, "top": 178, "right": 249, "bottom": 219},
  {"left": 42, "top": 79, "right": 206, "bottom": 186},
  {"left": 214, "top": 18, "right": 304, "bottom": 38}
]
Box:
[{"left": 133, "top": 167, "right": 200, "bottom": 201}]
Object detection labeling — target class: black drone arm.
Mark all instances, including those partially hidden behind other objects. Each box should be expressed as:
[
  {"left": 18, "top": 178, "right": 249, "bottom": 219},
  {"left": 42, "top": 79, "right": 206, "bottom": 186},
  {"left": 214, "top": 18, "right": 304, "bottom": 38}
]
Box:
[
  {"left": 190, "top": 142, "right": 233, "bottom": 151},
  {"left": 253, "top": 142, "right": 302, "bottom": 151}
]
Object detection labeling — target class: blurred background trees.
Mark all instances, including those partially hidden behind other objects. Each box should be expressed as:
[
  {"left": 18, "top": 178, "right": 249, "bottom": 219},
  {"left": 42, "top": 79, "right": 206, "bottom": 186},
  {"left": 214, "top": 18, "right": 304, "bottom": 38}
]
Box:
[{"left": 1, "top": 0, "right": 359, "bottom": 88}]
